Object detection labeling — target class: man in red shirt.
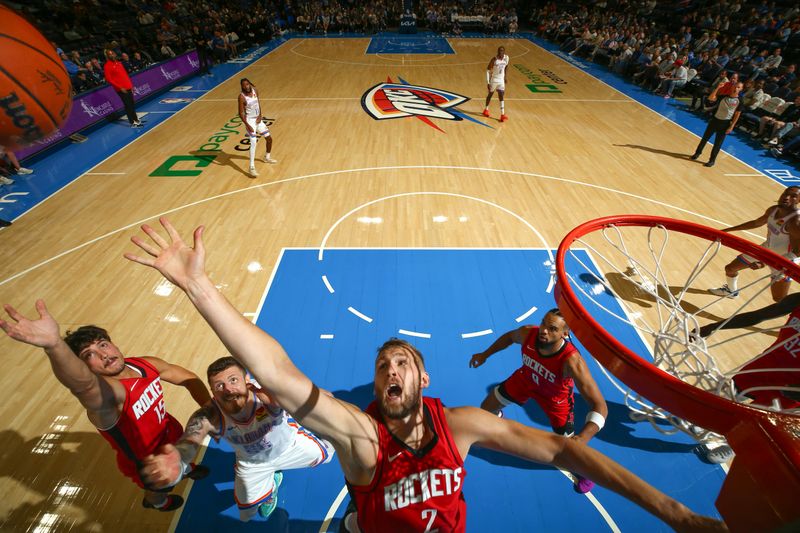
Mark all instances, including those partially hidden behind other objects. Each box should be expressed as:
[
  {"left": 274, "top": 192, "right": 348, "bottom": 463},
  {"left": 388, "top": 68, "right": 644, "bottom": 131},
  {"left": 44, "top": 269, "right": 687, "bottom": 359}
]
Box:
[
  {"left": 0, "top": 303, "right": 211, "bottom": 510},
  {"left": 103, "top": 49, "right": 142, "bottom": 128},
  {"left": 127, "top": 219, "right": 724, "bottom": 532},
  {"left": 469, "top": 309, "right": 608, "bottom": 493}
]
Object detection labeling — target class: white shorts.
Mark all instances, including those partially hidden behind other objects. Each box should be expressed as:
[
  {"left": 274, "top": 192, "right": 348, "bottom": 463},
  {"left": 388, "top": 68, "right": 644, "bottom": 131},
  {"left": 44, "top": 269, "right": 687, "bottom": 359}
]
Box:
[
  {"left": 489, "top": 81, "right": 505, "bottom": 93},
  {"left": 737, "top": 249, "right": 794, "bottom": 282},
  {"left": 234, "top": 422, "right": 334, "bottom": 521},
  {"left": 245, "top": 117, "right": 270, "bottom": 138}
]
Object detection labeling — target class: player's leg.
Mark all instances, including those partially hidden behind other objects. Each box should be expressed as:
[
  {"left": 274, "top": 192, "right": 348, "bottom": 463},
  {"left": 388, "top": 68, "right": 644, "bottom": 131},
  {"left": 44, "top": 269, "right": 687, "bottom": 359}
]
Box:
[
  {"left": 235, "top": 462, "right": 281, "bottom": 521},
  {"left": 481, "top": 372, "right": 527, "bottom": 417},
  {"left": 498, "top": 88, "right": 507, "bottom": 122},
  {"left": 483, "top": 89, "right": 494, "bottom": 117},
  {"left": 255, "top": 122, "right": 277, "bottom": 163},
  {"left": 709, "top": 255, "right": 753, "bottom": 297},
  {"left": 246, "top": 117, "right": 259, "bottom": 176},
  {"left": 275, "top": 419, "right": 336, "bottom": 471},
  {"left": 770, "top": 277, "right": 791, "bottom": 302}
]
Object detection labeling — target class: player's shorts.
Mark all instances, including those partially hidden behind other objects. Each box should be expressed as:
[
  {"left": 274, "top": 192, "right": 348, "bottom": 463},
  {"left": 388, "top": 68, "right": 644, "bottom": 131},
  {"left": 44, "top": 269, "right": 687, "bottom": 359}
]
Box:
[
  {"left": 489, "top": 80, "right": 505, "bottom": 93},
  {"left": 495, "top": 368, "right": 575, "bottom": 434},
  {"left": 736, "top": 251, "right": 793, "bottom": 282},
  {"left": 116, "top": 413, "right": 184, "bottom": 489},
  {"left": 234, "top": 420, "right": 334, "bottom": 521},
  {"left": 245, "top": 116, "right": 270, "bottom": 138}
]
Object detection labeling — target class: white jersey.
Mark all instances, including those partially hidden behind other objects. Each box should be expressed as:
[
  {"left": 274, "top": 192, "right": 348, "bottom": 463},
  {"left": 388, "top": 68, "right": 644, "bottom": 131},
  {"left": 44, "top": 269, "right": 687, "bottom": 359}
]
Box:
[
  {"left": 214, "top": 391, "right": 294, "bottom": 467},
  {"left": 241, "top": 89, "right": 260, "bottom": 119},
  {"left": 763, "top": 207, "right": 800, "bottom": 252},
  {"left": 490, "top": 54, "right": 509, "bottom": 83}
]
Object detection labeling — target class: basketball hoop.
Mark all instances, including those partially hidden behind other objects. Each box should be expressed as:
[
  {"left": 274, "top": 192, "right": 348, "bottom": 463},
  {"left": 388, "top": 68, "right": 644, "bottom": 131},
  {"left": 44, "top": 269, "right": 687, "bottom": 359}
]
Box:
[{"left": 554, "top": 215, "right": 800, "bottom": 531}]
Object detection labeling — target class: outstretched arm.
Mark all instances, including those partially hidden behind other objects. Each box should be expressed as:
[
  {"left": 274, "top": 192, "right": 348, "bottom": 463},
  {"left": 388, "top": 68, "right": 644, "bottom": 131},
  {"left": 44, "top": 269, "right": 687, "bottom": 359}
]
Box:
[
  {"left": 721, "top": 207, "right": 771, "bottom": 233},
  {"left": 699, "top": 292, "right": 800, "bottom": 337},
  {"left": 143, "top": 356, "right": 211, "bottom": 407},
  {"left": 564, "top": 354, "right": 608, "bottom": 443},
  {"left": 469, "top": 326, "right": 529, "bottom": 368},
  {"left": 0, "top": 300, "right": 122, "bottom": 428},
  {"left": 447, "top": 407, "right": 725, "bottom": 532},
  {"left": 125, "top": 218, "right": 378, "bottom": 482}
]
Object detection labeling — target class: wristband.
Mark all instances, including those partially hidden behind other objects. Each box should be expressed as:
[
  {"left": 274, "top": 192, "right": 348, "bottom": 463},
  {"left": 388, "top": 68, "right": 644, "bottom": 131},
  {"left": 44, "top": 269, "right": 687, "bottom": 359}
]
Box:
[
  {"left": 486, "top": 71, "right": 490, "bottom": 83},
  {"left": 585, "top": 411, "right": 605, "bottom": 431}
]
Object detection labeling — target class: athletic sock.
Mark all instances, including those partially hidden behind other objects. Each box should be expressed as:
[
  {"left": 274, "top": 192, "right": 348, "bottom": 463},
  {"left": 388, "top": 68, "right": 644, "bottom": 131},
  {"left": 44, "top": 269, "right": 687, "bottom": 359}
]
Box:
[
  {"left": 727, "top": 276, "right": 738, "bottom": 292},
  {"left": 249, "top": 137, "right": 256, "bottom": 167},
  {"left": 500, "top": 102, "right": 505, "bottom": 114},
  {"left": 266, "top": 152, "right": 271, "bottom": 160}
]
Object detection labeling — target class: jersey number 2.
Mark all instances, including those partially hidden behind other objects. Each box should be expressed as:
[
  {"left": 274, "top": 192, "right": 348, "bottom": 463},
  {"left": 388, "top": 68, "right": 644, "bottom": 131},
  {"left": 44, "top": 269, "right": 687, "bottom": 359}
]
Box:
[{"left": 421, "top": 509, "right": 439, "bottom": 533}]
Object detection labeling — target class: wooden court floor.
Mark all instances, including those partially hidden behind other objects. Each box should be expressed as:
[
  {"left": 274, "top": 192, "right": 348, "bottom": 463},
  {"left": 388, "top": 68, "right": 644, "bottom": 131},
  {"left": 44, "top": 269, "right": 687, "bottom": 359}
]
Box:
[{"left": 0, "top": 37, "right": 787, "bottom": 531}]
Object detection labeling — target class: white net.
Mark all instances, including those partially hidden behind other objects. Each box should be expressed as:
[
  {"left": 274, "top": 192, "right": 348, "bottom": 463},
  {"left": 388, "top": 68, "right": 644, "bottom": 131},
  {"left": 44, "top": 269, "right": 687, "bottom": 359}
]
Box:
[{"left": 562, "top": 222, "right": 800, "bottom": 443}]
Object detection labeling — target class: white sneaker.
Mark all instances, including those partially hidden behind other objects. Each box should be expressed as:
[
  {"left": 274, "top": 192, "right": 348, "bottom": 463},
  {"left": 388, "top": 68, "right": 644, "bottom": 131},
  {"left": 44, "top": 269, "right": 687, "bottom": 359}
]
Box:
[
  {"left": 263, "top": 156, "right": 278, "bottom": 164},
  {"left": 0, "top": 176, "right": 14, "bottom": 185},
  {"left": 249, "top": 166, "right": 258, "bottom": 177},
  {"left": 708, "top": 284, "right": 738, "bottom": 298},
  {"left": 15, "top": 167, "right": 33, "bottom": 175}
]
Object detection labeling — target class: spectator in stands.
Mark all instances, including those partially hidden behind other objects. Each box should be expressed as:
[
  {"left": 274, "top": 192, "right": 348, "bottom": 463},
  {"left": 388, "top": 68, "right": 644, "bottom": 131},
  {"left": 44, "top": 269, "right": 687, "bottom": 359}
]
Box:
[
  {"left": 657, "top": 59, "right": 689, "bottom": 98},
  {"left": 762, "top": 96, "right": 800, "bottom": 146},
  {"left": 130, "top": 52, "right": 147, "bottom": 72},
  {"left": 211, "top": 31, "right": 227, "bottom": 63},
  {"left": 730, "top": 38, "right": 750, "bottom": 61},
  {"left": 59, "top": 50, "right": 81, "bottom": 77},
  {"left": 138, "top": 10, "right": 155, "bottom": 26},
  {"left": 103, "top": 49, "right": 142, "bottom": 128},
  {"left": 72, "top": 70, "right": 91, "bottom": 94},
  {"left": 192, "top": 26, "right": 212, "bottom": 76},
  {"left": 742, "top": 79, "right": 767, "bottom": 111},
  {"left": 767, "top": 64, "right": 797, "bottom": 87},
  {"left": 771, "top": 134, "right": 800, "bottom": 158},
  {"left": 84, "top": 61, "right": 104, "bottom": 87},
  {"left": 753, "top": 48, "right": 783, "bottom": 79}
]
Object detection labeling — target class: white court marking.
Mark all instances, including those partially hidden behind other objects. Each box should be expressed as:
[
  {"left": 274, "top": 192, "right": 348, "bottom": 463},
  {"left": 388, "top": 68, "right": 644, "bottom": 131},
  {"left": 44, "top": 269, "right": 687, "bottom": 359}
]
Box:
[
  {"left": 314, "top": 191, "right": 553, "bottom": 338},
  {"left": 0, "top": 164, "right": 745, "bottom": 288}
]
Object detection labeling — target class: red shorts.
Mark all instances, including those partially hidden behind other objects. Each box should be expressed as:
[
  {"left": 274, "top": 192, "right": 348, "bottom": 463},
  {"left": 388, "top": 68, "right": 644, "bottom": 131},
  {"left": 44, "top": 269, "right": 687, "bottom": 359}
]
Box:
[
  {"left": 116, "top": 413, "right": 184, "bottom": 489},
  {"left": 497, "top": 368, "right": 575, "bottom": 433}
]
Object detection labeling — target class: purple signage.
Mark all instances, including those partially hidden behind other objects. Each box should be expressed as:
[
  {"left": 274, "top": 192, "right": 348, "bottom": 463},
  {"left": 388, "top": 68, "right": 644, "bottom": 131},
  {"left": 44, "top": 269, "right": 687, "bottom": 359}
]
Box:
[{"left": 17, "top": 51, "right": 200, "bottom": 159}]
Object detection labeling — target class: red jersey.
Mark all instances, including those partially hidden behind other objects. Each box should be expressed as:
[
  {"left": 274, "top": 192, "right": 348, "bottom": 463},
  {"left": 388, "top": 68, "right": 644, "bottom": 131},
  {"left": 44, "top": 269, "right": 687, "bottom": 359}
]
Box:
[
  {"left": 735, "top": 308, "right": 800, "bottom": 408},
  {"left": 519, "top": 327, "right": 577, "bottom": 402},
  {"left": 350, "top": 397, "right": 467, "bottom": 533},
  {"left": 103, "top": 59, "right": 133, "bottom": 91},
  {"left": 99, "top": 357, "right": 183, "bottom": 485}
]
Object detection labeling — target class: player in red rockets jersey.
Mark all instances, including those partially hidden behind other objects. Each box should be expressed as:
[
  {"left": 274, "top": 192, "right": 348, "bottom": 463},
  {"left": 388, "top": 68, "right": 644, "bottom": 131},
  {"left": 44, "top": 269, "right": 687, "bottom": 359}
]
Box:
[
  {"left": 470, "top": 309, "right": 608, "bottom": 493},
  {"left": 128, "top": 218, "right": 725, "bottom": 532},
  {"left": 0, "top": 305, "right": 211, "bottom": 511},
  {"left": 699, "top": 291, "right": 800, "bottom": 409}
]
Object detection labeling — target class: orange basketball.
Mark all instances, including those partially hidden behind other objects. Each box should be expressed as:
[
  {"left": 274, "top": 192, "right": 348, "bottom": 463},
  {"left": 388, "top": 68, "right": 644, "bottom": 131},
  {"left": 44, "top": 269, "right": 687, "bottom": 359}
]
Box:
[{"left": 0, "top": 5, "right": 73, "bottom": 149}]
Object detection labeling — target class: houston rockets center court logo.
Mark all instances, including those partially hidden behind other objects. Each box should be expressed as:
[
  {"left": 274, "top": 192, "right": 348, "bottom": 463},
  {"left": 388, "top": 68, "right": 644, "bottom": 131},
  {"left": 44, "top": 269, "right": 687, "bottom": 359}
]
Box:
[{"left": 361, "top": 76, "right": 491, "bottom": 132}]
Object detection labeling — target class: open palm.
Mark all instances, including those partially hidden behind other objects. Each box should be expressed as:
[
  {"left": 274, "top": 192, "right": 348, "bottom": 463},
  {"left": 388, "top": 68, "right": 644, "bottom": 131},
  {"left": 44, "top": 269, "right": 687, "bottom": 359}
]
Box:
[
  {"left": 125, "top": 217, "right": 207, "bottom": 291},
  {"left": 0, "top": 300, "right": 62, "bottom": 349}
]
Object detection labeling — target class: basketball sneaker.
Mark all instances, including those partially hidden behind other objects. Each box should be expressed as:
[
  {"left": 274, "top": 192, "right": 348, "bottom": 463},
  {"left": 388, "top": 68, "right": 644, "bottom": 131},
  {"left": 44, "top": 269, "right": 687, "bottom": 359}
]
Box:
[
  {"left": 573, "top": 475, "right": 595, "bottom": 494},
  {"left": 0, "top": 176, "right": 13, "bottom": 185},
  {"left": 263, "top": 156, "right": 278, "bottom": 164},
  {"left": 15, "top": 167, "right": 33, "bottom": 175},
  {"left": 249, "top": 165, "right": 258, "bottom": 177},
  {"left": 482, "top": 109, "right": 490, "bottom": 117},
  {"left": 500, "top": 114, "right": 508, "bottom": 122},
  {"left": 257, "top": 471, "right": 284, "bottom": 519},
  {"left": 708, "top": 284, "right": 738, "bottom": 298},
  {"left": 142, "top": 494, "right": 184, "bottom": 511}
]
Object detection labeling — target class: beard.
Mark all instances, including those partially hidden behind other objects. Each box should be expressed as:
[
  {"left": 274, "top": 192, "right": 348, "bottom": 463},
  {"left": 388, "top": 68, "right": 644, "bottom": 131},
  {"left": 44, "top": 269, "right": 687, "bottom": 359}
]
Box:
[{"left": 378, "top": 386, "right": 422, "bottom": 420}]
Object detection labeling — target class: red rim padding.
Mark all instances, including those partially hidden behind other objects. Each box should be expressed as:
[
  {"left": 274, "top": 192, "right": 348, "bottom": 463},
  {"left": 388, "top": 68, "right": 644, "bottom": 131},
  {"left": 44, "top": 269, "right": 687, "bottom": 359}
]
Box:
[{"left": 555, "top": 215, "right": 800, "bottom": 531}]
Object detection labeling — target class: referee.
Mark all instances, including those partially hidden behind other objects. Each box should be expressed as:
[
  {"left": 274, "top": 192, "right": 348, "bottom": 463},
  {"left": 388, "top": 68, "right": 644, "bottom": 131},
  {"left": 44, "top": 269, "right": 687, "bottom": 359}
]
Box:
[{"left": 690, "top": 80, "right": 744, "bottom": 167}]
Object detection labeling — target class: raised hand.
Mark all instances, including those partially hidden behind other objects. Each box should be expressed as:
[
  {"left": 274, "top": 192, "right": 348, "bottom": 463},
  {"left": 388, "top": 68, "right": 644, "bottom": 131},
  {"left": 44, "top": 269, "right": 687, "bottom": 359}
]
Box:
[
  {"left": 0, "top": 299, "right": 62, "bottom": 349},
  {"left": 140, "top": 443, "right": 183, "bottom": 490},
  {"left": 125, "top": 217, "right": 207, "bottom": 291}
]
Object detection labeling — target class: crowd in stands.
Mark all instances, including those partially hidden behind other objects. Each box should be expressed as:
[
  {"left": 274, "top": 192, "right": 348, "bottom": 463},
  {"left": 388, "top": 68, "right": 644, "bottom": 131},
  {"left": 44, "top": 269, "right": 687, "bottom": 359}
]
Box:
[{"left": 532, "top": 0, "right": 800, "bottom": 163}]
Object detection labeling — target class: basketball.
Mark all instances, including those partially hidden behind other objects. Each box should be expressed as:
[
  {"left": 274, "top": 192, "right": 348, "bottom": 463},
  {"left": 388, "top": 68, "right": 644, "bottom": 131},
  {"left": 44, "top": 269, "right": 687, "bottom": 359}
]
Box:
[{"left": 0, "top": 5, "right": 72, "bottom": 149}]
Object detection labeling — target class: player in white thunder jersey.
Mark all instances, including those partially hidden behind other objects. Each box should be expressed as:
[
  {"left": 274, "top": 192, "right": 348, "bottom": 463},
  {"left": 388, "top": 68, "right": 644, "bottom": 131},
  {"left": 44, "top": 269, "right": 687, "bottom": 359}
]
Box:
[
  {"left": 238, "top": 78, "right": 277, "bottom": 178},
  {"left": 709, "top": 186, "right": 800, "bottom": 302},
  {"left": 483, "top": 46, "right": 509, "bottom": 122},
  {"left": 139, "top": 357, "right": 334, "bottom": 522}
]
